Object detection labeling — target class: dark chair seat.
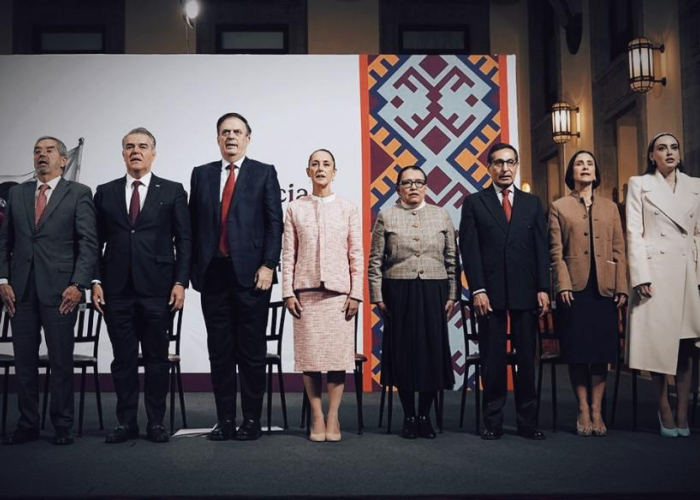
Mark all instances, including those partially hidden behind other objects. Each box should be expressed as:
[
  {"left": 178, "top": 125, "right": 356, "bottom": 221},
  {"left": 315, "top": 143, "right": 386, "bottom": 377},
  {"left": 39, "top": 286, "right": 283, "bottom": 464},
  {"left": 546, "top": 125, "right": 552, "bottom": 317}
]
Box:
[
  {"left": 355, "top": 353, "right": 368, "bottom": 363},
  {"left": 266, "top": 353, "right": 281, "bottom": 362},
  {"left": 0, "top": 353, "right": 14, "bottom": 364}
]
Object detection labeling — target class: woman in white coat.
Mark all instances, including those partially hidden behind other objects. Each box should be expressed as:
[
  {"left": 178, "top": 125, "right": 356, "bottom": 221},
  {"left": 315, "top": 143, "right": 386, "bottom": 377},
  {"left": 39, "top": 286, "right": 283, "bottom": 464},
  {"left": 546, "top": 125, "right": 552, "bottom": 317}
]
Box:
[{"left": 626, "top": 132, "right": 700, "bottom": 438}]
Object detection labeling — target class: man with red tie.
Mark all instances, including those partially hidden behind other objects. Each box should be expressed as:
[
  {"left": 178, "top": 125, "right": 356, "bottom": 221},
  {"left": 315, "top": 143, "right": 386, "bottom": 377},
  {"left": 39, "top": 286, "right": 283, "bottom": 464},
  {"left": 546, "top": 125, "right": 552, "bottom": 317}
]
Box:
[
  {"left": 189, "top": 113, "right": 283, "bottom": 441},
  {"left": 459, "top": 143, "right": 550, "bottom": 441},
  {"left": 0, "top": 136, "right": 98, "bottom": 445},
  {"left": 92, "top": 128, "right": 191, "bottom": 444}
]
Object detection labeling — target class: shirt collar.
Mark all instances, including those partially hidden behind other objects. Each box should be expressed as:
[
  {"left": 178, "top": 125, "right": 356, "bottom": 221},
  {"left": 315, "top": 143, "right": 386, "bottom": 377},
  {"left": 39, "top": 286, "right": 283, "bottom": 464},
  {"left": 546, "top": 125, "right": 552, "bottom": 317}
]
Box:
[
  {"left": 126, "top": 171, "right": 152, "bottom": 188},
  {"left": 400, "top": 200, "right": 426, "bottom": 210},
  {"left": 311, "top": 193, "right": 336, "bottom": 204},
  {"left": 37, "top": 175, "right": 61, "bottom": 191},
  {"left": 492, "top": 183, "right": 514, "bottom": 196},
  {"left": 222, "top": 157, "right": 246, "bottom": 170}
]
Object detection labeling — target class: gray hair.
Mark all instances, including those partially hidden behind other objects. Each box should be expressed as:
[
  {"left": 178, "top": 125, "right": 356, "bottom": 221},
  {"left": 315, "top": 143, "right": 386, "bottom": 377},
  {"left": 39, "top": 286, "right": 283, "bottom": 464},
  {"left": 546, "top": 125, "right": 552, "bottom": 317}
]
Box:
[
  {"left": 35, "top": 136, "right": 68, "bottom": 158},
  {"left": 122, "top": 127, "right": 156, "bottom": 149}
]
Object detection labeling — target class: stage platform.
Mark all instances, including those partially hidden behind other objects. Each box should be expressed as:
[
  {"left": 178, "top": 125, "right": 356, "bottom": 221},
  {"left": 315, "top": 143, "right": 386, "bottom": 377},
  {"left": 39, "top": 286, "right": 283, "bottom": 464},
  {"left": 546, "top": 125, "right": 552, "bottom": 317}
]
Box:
[{"left": 1, "top": 367, "right": 699, "bottom": 500}]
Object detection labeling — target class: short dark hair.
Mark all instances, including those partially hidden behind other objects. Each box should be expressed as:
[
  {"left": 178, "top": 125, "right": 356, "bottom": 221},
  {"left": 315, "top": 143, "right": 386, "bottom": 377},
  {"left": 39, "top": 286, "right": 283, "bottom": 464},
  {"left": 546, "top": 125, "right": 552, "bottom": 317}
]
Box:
[
  {"left": 216, "top": 112, "right": 252, "bottom": 136},
  {"left": 396, "top": 165, "right": 427, "bottom": 188},
  {"left": 564, "top": 150, "right": 601, "bottom": 190},
  {"left": 487, "top": 142, "right": 519, "bottom": 164},
  {"left": 122, "top": 127, "right": 156, "bottom": 149},
  {"left": 308, "top": 149, "right": 336, "bottom": 168},
  {"left": 645, "top": 132, "right": 684, "bottom": 174}
]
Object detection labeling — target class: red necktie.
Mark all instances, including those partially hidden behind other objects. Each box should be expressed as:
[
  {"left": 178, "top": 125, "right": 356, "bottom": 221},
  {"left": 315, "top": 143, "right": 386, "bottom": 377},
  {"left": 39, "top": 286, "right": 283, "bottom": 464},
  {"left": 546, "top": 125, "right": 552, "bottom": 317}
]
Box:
[
  {"left": 502, "top": 188, "right": 512, "bottom": 223},
  {"left": 218, "top": 164, "right": 237, "bottom": 256},
  {"left": 129, "top": 180, "right": 143, "bottom": 226},
  {"left": 35, "top": 184, "right": 50, "bottom": 228}
]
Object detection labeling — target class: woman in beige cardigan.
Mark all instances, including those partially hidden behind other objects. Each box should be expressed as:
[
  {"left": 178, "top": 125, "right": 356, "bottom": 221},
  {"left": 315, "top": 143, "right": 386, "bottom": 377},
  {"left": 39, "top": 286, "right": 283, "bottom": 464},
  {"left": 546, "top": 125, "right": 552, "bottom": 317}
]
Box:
[
  {"left": 549, "top": 151, "right": 627, "bottom": 436},
  {"left": 282, "top": 149, "right": 363, "bottom": 442},
  {"left": 627, "top": 133, "right": 700, "bottom": 438},
  {"left": 368, "top": 165, "right": 459, "bottom": 439}
]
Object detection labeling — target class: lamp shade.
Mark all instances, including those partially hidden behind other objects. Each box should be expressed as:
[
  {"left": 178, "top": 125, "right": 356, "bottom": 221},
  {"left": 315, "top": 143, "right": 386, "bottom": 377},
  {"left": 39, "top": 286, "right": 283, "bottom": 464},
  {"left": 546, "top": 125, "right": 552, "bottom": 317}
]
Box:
[
  {"left": 552, "top": 102, "right": 573, "bottom": 144},
  {"left": 628, "top": 37, "right": 661, "bottom": 93}
]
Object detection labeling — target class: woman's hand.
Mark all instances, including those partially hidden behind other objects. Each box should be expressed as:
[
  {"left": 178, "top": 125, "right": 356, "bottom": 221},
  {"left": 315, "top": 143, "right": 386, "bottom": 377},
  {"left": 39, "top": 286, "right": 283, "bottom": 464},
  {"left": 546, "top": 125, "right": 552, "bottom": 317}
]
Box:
[
  {"left": 285, "top": 296, "right": 303, "bottom": 319},
  {"left": 342, "top": 297, "right": 360, "bottom": 321},
  {"left": 558, "top": 290, "right": 574, "bottom": 307},
  {"left": 376, "top": 301, "right": 391, "bottom": 320},
  {"left": 444, "top": 299, "right": 455, "bottom": 317},
  {"left": 614, "top": 293, "right": 627, "bottom": 309},
  {"left": 635, "top": 284, "right": 653, "bottom": 299}
]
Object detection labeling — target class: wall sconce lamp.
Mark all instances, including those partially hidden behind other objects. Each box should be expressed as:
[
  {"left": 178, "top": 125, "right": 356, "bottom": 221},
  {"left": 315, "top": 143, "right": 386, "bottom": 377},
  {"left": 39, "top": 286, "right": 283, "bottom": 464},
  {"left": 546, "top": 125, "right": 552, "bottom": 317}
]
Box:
[
  {"left": 521, "top": 182, "right": 532, "bottom": 193},
  {"left": 181, "top": 0, "right": 200, "bottom": 29},
  {"left": 551, "top": 102, "right": 580, "bottom": 144},
  {"left": 628, "top": 37, "right": 666, "bottom": 93}
]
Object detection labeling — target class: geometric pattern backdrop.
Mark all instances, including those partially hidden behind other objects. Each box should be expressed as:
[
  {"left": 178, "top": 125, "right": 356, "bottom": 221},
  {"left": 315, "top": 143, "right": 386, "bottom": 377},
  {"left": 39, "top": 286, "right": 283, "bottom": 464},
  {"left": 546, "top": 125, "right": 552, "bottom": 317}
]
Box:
[{"left": 360, "top": 54, "right": 517, "bottom": 391}]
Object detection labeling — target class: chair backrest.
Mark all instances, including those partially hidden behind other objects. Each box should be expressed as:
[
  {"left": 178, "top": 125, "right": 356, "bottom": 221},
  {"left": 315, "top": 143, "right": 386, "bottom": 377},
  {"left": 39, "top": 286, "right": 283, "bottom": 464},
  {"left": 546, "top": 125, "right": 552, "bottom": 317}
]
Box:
[
  {"left": 266, "top": 300, "right": 287, "bottom": 357},
  {"left": 538, "top": 310, "right": 560, "bottom": 357},
  {"left": 354, "top": 304, "right": 361, "bottom": 353},
  {"left": 0, "top": 306, "right": 11, "bottom": 344},
  {"left": 459, "top": 298, "right": 479, "bottom": 353},
  {"left": 166, "top": 308, "right": 184, "bottom": 355},
  {"left": 74, "top": 302, "right": 104, "bottom": 358}
]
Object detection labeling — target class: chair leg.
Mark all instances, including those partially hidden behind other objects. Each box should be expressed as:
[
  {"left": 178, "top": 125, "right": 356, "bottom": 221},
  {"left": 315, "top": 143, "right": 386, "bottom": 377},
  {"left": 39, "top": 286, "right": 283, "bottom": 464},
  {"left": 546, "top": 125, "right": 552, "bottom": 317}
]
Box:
[
  {"left": 305, "top": 389, "right": 311, "bottom": 437},
  {"left": 387, "top": 386, "right": 393, "bottom": 434},
  {"left": 551, "top": 363, "right": 558, "bottom": 432},
  {"left": 438, "top": 390, "right": 444, "bottom": 433},
  {"left": 459, "top": 369, "right": 468, "bottom": 428},
  {"left": 300, "top": 389, "right": 308, "bottom": 428},
  {"left": 176, "top": 364, "right": 187, "bottom": 428},
  {"left": 354, "top": 365, "right": 362, "bottom": 435},
  {"left": 632, "top": 370, "right": 638, "bottom": 431},
  {"left": 78, "top": 366, "right": 87, "bottom": 437},
  {"left": 169, "top": 364, "right": 176, "bottom": 434},
  {"left": 277, "top": 363, "right": 288, "bottom": 430},
  {"left": 266, "top": 364, "right": 273, "bottom": 435},
  {"left": 2, "top": 366, "right": 9, "bottom": 436},
  {"left": 41, "top": 368, "right": 50, "bottom": 430},
  {"left": 536, "top": 359, "right": 544, "bottom": 424},
  {"left": 611, "top": 360, "right": 622, "bottom": 426},
  {"left": 475, "top": 365, "right": 481, "bottom": 435},
  {"left": 378, "top": 384, "right": 386, "bottom": 427},
  {"left": 93, "top": 365, "right": 104, "bottom": 430}
]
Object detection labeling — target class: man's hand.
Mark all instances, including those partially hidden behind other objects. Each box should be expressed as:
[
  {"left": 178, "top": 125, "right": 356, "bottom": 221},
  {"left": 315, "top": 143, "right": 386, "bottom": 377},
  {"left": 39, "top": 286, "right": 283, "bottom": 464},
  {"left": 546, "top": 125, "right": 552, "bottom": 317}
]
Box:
[
  {"left": 558, "top": 290, "right": 574, "bottom": 307},
  {"left": 0, "top": 283, "right": 16, "bottom": 317},
  {"left": 537, "top": 291, "right": 550, "bottom": 317},
  {"left": 92, "top": 283, "right": 106, "bottom": 315},
  {"left": 169, "top": 284, "right": 185, "bottom": 312},
  {"left": 376, "top": 301, "right": 390, "bottom": 320},
  {"left": 636, "top": 284, "right": 652, "bottom": 299},
  {"left": 59, "top": 285, "right": 82, "bottom": 315},
  {"left": 472, "top": 292, "right": 492, "bottom": 317},
  {"left": 254, "top": 266, "right": 274, "bottom": 291},
  {"left": 445, "top": 299, "right": 455, "bottom": 317},
  {"left": 614, "top": 293, "right": 628, "bottom": 309},
  {"left": 285, "top": 296, "right": 303, "bottom": 319},
  {"left": 342, "top": 297, "right": 360, "bottom": 321}
]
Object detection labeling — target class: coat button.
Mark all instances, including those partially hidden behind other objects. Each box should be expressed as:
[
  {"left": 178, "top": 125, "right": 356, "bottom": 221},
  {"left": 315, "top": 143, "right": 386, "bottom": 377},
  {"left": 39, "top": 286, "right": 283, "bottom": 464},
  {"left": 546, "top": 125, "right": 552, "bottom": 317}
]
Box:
[
  {"left": 682, "top": 233, "right": 687, "bottom": 238},
  {"left": 411, "top": 211, "right": 417, "bottom": 216},
  {"left": 419, "top": 270, "right": 424, "bottom": 274},
  {"left": 660, "top": 232, "right": 666, "bottom": 237},
  {"left": 131, "top": 230, "right": 135, "bottom": 234},
  {"left": 412, "top": 224, "right": 418, "bottom": 228},
  {"left": 413, "top": 237, "right": 420, "bottom": 241},
  {"left": 415, "top": 252, "right": 420, "bottom": 257},
  {"left": 654, "top": 211, "right": 660, "bottom": 215},
  {"left": 584, "top": 232, "right": 588, "bottom": 236},
  {"left": 660, "top": 250, "right": 665, "bottom": 254},
  {"left": 584, "top": 250, "right": 589, "bottom": 255}
]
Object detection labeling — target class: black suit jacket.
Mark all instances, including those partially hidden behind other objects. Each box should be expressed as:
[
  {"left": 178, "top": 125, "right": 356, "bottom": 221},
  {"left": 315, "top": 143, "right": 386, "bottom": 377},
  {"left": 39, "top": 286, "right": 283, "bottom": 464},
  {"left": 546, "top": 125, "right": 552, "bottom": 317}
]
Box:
[
  {"left": 94, "top": 174, "right": 191, "bottom": 297},
  {"left": 459, "top": 186, "right": 549, "bottom": 310},
  {"left": 189, "top": 158, "right": 283, "bottom": 290},
  {"left": 0, "top": 178, "right": 98, "bottom": 305}
]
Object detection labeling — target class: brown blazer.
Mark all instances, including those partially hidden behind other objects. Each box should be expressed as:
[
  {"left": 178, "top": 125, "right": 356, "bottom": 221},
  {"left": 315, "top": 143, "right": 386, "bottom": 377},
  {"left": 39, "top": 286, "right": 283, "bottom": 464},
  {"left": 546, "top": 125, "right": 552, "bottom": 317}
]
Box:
[{"left": 548, "top": 192, "right": 628, "bottom": 297}]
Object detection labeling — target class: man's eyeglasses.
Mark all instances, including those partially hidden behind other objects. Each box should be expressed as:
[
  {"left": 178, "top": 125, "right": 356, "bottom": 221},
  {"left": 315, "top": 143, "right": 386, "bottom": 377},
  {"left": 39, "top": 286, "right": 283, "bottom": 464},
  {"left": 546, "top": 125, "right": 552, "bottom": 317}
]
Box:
[
  {"left": 398, "top": 179, "right": 427, "bottom": 188},
  {"left": 490, "top": 159, "right": 518, "bottom": 168}
]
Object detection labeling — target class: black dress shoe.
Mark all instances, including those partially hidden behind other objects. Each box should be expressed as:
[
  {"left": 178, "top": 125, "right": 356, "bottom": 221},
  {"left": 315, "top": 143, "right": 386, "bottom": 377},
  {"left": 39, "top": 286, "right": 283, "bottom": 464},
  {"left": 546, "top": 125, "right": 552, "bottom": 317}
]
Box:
[
  {"left": 3, "top": 427, "right": 40, "bottom": 445},
  {"left": 417, "top": 415, "right": 436, "bottom": 439},
  {"left": 53, "top": 427, "right": 74, "bottom": 445},
  {"left": 481, "top": 428, "right": 504, "bottom": 440},
  {"left": 517, "top": 427, "right": 546, "bottom": 440},
  {"left": 236, "top": 419, "right": 262, "bottom": 441},
  {"left": 401, "top": 416, "right": 418, "bottom": 439},
  {"left": 105, "top": 424, "right": 140, "bottom": 444},
  {"left": 146, "top": 424, "right": 170, "bottom": 443},
  {"left": 208, "top": 419, "right": 236, "bottom": 441}
]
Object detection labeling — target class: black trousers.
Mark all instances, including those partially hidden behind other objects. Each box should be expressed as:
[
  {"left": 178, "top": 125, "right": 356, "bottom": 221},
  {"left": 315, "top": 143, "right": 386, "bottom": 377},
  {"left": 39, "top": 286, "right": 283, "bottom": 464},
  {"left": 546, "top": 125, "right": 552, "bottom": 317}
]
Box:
[
  {"left": 104, "top": 284, "right": 171, "bottom": 427},
  {"left": 201, "top": 257, "right": 271, "bottom": 421},
  {"left": 11, "top": 270, "right": 77, "bottom": 431},
  {"left": 478, "top": 309, "right": 538, "bottom": 431}
]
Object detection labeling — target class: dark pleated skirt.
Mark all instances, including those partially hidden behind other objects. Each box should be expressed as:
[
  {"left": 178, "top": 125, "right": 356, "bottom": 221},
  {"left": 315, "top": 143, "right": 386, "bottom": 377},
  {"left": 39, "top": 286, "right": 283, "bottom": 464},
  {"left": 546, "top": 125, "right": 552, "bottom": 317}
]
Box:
[{"left": 380, "top": 279, "right": 455, "bottom": 391}]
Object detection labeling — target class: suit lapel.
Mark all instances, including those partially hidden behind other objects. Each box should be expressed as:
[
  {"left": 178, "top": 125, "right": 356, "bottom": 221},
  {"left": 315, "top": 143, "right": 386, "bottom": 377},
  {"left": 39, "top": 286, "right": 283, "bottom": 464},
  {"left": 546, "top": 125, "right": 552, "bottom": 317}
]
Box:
[
  {"left": 208, "top": 162, "right": 222, "bottom": 226},
  {"left": 481, "top": 186, "right": 508, "bottom": 233},
  {"left": 36, "top": 177, "right": 69, "bottom": 230},
  {"left": 23, "top": 181, "right": 36, "bottom": 231},
  {"left": 677, "top": 172, "right": 700, "bottom": 217},
  {"left": 113, "top": 176, "right": 131, "bottom": 227},
  {"left": 509, "top": 187, "right": 527, "bottom": 232},
  {"left": 137, "top": 174, "right": 163, "bottom": 225},
  {"left": 230, "top": 158, "right": 252, "bottom": 212},
  {"left": 643, "top": 171, "right": 690, "bottom": 232}
]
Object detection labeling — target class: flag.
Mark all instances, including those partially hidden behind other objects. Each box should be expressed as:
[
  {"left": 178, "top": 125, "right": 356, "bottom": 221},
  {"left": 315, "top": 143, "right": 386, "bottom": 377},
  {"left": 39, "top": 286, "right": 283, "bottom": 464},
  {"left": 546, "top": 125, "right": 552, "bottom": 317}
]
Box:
[{"left": 62, "top": 137, "right": 84, "bottom": 182}]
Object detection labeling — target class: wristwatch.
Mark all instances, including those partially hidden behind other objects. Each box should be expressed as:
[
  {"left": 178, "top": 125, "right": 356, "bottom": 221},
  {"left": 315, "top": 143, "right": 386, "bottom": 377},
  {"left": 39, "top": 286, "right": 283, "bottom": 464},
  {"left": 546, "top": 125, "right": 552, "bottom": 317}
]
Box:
[{"left": 70, "top": 282, "right": 86, "bottom": 291}]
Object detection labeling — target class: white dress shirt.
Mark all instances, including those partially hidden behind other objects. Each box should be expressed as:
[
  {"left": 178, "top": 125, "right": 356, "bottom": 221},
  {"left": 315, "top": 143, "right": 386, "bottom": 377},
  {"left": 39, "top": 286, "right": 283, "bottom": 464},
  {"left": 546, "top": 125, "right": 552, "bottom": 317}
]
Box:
[
  {"left": 219, "top": 158, "right": 243, "bottom": 202},
  {"left": 125, "top": 171, "right": 152, "bottom": 211}
]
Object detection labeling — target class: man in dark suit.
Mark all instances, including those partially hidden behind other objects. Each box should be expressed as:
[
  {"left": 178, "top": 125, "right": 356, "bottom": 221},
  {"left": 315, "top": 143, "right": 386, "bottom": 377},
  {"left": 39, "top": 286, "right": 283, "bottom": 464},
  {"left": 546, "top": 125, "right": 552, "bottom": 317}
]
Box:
[
  {"left": 459, "top": 142, "right": 550, "bottom": 440},
  {"left": 189, "top": 112, "right": 283, "bottom": 441},
  {"left": 0, "top": 136, "right": 98, "bottom": 445},
  {"left": 92, "top": 127, "right": 191, "bottom": 444}
]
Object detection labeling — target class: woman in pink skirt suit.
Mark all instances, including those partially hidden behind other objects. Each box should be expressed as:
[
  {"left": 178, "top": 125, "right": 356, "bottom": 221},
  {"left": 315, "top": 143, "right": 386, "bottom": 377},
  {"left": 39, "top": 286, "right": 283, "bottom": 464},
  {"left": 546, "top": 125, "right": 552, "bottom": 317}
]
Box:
[{"left": 282, "top": 149, "right": 363, "bottom": 442}]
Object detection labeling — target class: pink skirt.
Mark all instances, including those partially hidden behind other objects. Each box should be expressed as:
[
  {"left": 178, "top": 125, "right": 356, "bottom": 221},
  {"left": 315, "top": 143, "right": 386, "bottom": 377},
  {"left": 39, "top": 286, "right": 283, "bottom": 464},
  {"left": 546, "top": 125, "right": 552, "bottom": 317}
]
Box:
[{"left": 293, "top": 289, "right": 355, "bottom": 372}]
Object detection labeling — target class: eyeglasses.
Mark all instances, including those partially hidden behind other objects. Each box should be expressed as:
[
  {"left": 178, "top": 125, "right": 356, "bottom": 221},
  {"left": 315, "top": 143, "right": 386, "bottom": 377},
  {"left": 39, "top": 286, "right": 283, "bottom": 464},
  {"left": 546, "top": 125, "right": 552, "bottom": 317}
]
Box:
[
  {"left": 219, "top": 129, "right": 247, "bottom": 138},
  {"left": 398, "top": 179, "right": 427, "bottom": 188},
  {"left": 490, "top": 159, "right": 518, "bottom": 168}
]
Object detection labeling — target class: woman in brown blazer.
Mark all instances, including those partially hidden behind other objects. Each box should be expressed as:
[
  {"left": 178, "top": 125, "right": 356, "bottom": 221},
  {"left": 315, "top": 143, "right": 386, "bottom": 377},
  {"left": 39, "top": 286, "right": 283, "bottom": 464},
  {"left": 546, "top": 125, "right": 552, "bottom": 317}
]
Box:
[{"left": 549, "top": 151, "right": 628, "bottom": 436}]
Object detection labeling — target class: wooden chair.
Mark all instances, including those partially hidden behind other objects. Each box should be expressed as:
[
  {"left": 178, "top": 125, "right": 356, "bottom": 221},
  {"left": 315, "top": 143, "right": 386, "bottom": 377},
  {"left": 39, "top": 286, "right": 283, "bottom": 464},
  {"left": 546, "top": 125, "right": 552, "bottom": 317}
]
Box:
[
  {"left": 610, "top": 303, "right": 639, "bottom": 429},
  {"left": 41, "top": 302, "right": 105, "bottom": 437},
  {"left": 535, "top": 310, "right": 564, "bottom": 431},
  {"left": 0, "top": 306, "right": 14, "bottom": 436},
  {"left": 265, "top": 300, "right": 288, "bottom": 434}
]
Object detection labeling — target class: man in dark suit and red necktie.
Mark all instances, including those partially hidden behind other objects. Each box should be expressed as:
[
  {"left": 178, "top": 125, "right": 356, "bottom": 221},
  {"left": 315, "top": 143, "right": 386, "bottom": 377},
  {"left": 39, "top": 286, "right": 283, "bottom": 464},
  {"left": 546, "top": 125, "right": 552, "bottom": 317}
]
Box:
[
  {"left": 189, "top": 113, "right": 283, "bottom": 441},
  {"left": 92, "top": 127, "right": 191, "bottom": 444},
  {"left": 459, "top": 143, "right": 550, "bottom": 441},
  {"left": 0, "top": 136, "right": 98, "bottom": 445}
]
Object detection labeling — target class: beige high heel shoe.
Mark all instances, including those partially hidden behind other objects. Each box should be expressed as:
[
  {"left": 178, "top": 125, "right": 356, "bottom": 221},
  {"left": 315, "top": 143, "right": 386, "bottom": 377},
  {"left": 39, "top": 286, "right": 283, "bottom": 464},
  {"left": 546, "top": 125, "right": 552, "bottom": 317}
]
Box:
[
  {"left": 576, "top": 411, "right": 592, "bottom": 437},
  {"left": 591, "top": 411, "right": 607, "bottom": 437},
  {"left": 309, "top": 417, "right": 326, "bottom": 442},
  {"left": 325, "top": 418, "right": 342, "bottom": 442}
]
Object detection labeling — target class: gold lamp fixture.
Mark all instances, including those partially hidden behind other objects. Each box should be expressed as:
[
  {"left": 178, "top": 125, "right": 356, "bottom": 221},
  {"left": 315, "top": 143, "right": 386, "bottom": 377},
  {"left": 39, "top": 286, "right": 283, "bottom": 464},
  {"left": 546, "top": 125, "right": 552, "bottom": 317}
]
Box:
[
  {"left": 628, "top": 37, "right": 666, "bottom": 93},
  {"left": 551, "top": 102, "right": 579, "bottom": 144}
]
